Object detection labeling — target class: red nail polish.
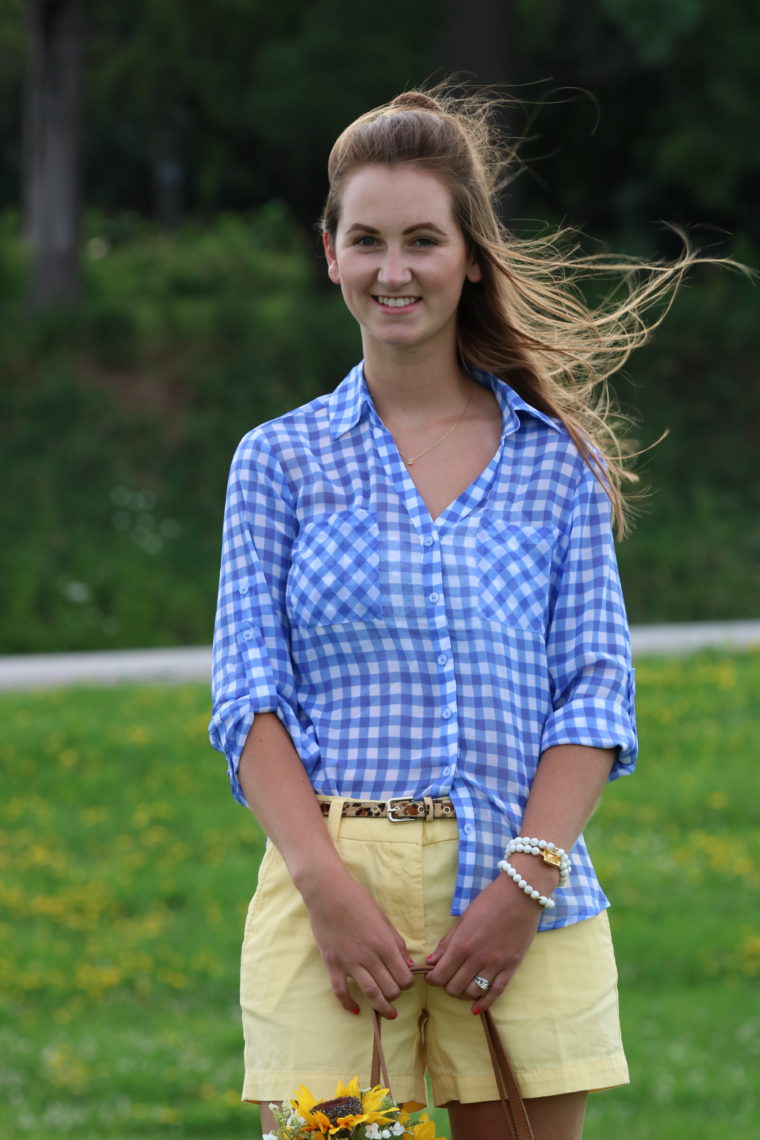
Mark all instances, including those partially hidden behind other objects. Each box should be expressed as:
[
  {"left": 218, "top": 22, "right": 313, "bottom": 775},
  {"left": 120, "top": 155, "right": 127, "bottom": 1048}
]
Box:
[
  {"left": 472, "top": 1007, "right": 482, "bottom": 1016},
  {"left": 390, "top": 1010, "right": 398, "bottom": 1020},
  {"left": 407, "top": 957, "right": 415, "bottom": 966},
  {"left": 352, "top": 1008, "right": 360, "bottom": 1016},
  {"left": 426, "top": 954, "right": 436, "bottom": 962}
]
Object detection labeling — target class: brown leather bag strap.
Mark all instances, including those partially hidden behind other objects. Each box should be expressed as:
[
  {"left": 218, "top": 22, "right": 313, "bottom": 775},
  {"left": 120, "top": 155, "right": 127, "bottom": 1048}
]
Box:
[
  {"left": 369, "top": 967, "right": 534, "bottom": 1140},
  {"left": 370, "top": 1005, "right": 391, "bottom": 1090},
  {"left": 481, "top": 1008, "right": 534, "bottom": 1140}
]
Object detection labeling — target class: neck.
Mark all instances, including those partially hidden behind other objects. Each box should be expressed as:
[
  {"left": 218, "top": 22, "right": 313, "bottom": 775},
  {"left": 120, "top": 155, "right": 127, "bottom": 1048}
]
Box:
[{"left": 362, "top": 340, "right": 472, "bottom": 424}]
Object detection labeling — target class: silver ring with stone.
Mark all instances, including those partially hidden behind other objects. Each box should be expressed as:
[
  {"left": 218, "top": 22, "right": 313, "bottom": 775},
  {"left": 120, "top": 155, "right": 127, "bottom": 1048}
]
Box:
[{"left": 472, "top": 974, "right": 491, "bottom": 992}]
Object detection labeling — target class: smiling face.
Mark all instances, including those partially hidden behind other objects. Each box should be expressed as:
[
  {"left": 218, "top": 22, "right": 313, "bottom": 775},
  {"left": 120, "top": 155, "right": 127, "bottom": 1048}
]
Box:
[{"left": 323, "top": 164, "right": 481, "bottom": 360}]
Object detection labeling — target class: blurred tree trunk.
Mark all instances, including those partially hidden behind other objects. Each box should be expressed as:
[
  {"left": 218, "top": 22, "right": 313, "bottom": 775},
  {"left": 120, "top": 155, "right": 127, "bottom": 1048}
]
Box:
[
  {"left": 23, "top": 0, "right": 85, "bottom": 308},
  {"left": 436, "top": 0, "right": 520, "bottom": 223}
]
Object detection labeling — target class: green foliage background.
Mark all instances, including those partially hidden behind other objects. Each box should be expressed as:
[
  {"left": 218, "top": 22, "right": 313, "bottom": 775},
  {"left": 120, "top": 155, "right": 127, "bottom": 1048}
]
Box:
[
  {"left": 1, "top": 0, "right": 758, "bottom": 651},
  {"left": 0, "top": 209, "right": 358, "bottom": 651},
  {"left": 1, "top": 209, "right": 757, "bottom": 653}
]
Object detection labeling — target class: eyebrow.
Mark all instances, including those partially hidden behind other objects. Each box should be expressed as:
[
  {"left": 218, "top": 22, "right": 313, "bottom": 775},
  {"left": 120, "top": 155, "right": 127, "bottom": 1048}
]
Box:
[{"left": 345, "top": 222, "right": 448, "bottom": 236}]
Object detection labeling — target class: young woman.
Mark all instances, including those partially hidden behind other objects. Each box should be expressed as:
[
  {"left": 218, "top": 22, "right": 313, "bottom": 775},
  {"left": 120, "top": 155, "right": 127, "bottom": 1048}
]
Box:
[{"left": 210, "top": 88, "right": 697, "bottom": 1140}]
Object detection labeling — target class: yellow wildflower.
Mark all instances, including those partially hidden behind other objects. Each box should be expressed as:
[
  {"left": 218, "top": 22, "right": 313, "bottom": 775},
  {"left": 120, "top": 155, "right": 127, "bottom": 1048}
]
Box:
[{"left": 411, "top": 1115, "right": 440, "bottom": 1140}]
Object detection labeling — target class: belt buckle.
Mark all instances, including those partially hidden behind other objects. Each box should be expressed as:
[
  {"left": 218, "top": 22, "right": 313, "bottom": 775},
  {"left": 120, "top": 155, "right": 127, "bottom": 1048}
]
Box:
[{"left": 386, "top": 797, "right": 418, "bottom": 822}]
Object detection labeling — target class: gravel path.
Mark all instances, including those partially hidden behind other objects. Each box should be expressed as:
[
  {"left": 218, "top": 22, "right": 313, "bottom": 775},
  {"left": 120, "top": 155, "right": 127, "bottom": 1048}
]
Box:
[{"left": 0, "top": 621, "right": 759, "bottom": 691}]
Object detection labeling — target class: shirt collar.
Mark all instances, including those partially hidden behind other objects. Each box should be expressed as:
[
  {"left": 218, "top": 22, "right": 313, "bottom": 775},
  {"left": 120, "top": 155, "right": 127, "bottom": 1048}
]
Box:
[
  {"left": 328, "top": 360, "right": 562, "bottom": 440},
  {"left": 470, "top": 366, "right": 562, "bottom": 437},
  {"left": 328, "top": 363, "right": 375, "bottom": 440}
]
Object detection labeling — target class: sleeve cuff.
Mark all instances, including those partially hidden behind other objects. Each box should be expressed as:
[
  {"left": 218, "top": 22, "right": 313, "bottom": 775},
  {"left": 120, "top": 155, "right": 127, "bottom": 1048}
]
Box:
[
  {"left": 209, "top": 695, "right": 259, "bottom": 808},
  {"left": 540, "top": 697, "right": 638, "bottom": 780}
]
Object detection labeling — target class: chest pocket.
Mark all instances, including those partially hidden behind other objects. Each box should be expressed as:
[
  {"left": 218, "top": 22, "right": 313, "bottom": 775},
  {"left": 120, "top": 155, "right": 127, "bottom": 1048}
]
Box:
[
  {"left": 287, "top": 508, "right": 383, "bottom": 628},
  {"left": 476, "top": 519, "right": 557, "bottom": 636}
]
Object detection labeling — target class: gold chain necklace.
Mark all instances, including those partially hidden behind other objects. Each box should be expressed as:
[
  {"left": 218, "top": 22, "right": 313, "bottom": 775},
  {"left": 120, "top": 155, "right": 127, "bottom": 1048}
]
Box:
[{"left": 399, "top": 386, "right": 473, "bottom": 467}]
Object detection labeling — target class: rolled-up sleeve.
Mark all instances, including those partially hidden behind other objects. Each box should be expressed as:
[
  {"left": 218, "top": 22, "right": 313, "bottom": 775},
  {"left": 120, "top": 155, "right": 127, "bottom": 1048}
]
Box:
[
  {"left": 540, "top": 465, "right": 637, "bottom": 779},
  {"left": 209, "top": 432, "right": 317, "bottom": 804}
]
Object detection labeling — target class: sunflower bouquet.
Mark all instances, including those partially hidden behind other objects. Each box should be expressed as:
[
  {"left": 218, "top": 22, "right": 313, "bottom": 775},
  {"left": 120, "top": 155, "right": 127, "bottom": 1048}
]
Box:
[{"left": 263, "top": 1077, "right": 444, "bottom": 1140}]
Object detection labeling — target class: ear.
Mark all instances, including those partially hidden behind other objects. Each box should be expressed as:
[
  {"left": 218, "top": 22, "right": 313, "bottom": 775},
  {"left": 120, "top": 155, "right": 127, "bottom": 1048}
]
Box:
[
  {"left": 323, "top": 231, "right": 341, "bottom": 285},
  {"left": 465, "top": 254, "right": 482, "bottom": 284}
]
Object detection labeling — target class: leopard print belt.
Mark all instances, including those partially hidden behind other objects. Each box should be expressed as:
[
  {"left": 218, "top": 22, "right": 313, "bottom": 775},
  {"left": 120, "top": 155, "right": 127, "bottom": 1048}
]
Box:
[{"left": 317, "top": 795, "right": 456, "bottom": 822}]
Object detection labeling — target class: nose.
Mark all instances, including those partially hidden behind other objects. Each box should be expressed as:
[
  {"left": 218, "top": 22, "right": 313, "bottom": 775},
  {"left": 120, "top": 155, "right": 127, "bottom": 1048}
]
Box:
[{"left": 377, "top": 245, "right": 412, "bottom": 288}]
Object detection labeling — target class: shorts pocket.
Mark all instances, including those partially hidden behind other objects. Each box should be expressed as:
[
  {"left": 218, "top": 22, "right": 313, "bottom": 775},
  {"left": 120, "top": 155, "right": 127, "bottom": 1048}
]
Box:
[
  {"left": 287, "top": 508, "right": 382, "bottom": 628},
  {"left": 476, "top": 519, "right": 557, "bottom": 635}
]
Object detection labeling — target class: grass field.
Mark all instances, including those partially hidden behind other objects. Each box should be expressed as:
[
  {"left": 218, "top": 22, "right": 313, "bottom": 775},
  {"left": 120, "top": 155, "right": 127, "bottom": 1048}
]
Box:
[{"left": 1, "top": 650, "right": 759, "bottom": 1139}]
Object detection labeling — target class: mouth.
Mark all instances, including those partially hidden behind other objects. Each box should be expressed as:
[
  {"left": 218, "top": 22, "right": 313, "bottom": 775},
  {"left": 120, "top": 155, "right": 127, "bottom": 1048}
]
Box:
[{"left": 373, "top": 295, "right": 420, "bottom": 311}]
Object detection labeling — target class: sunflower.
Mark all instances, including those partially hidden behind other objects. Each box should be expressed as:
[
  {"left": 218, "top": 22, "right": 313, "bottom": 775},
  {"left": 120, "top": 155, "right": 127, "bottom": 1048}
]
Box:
[{"left": 291, "top": 1077, "right": 397, "bottom": 1135}]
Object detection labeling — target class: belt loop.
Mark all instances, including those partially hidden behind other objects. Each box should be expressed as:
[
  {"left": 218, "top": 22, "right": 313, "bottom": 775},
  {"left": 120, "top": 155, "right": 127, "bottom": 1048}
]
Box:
[
  {"left": 326, "top": 797, "right": 346, "bottom": 840},
  {"left": 423, "top": 796, "right": 434, "bottom": 821}
]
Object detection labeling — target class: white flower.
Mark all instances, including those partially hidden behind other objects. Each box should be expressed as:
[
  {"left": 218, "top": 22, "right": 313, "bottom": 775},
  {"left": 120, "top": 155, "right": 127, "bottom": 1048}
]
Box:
[
  {"left": 262, "top": 1133, "right": 277, "bottom": 1140},
  {"left": 392, "top": 1125, "right": 405, "bottom": 1136}
]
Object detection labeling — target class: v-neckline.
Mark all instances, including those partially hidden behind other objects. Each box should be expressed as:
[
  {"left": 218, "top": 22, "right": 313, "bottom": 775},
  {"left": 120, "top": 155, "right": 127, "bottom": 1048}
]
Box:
[
  {"left": 383, "top": 423, "right": 505, "bottom": 529},
  {"left": 363, "top": 369, "right": 509, "bottom": 528}
]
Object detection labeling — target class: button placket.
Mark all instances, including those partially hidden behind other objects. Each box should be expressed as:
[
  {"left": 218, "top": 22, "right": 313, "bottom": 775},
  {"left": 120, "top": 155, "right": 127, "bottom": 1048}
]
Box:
[{"left": 419, "top": 527, "right": 458, "bottom": 789}]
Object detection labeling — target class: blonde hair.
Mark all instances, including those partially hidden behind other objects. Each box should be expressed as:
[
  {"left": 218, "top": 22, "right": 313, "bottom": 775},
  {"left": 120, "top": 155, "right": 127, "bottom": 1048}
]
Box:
[{"left": 321, "top": 85, "right": 732, "bottom": 536}]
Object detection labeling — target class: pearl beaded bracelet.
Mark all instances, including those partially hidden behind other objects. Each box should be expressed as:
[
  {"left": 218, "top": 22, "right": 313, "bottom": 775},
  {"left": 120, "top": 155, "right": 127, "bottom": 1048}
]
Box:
[
  {"left": 505, "top": 836, "right": 572, "bottom": 888},
  {"left": 497, "top": 858, "right": 556, "bottom": 908}
]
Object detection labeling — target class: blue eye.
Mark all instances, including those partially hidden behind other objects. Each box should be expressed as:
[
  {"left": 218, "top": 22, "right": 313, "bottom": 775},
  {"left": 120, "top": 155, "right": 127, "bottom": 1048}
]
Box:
[
  {"left": 412, "top": 237, "right": 436, "bottom": 247},
  {"left": 355, "top": 236, "right": 377, "bottom": 247}
]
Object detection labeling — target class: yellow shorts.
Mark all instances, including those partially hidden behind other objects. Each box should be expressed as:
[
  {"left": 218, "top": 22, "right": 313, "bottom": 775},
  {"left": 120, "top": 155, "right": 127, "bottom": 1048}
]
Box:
[{"left": 240, "top": 799, "right": 629, "bottom": 1106}]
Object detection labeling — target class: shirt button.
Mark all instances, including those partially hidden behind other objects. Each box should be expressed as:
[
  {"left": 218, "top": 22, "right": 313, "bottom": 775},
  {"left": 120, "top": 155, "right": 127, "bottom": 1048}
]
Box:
[
  {"left": 442, "top": 765, "right": 451, "bottom": 776},
  {"left": 423, "top": 536, "right": 435, "bottom": 547},
  {"left": 437, "top": 653, "right": 448, "bottom": 666},
  {"left": 239, "top": 583, "right": 249, "bottom": 595},
  {"left": 464, "top": 823, "right": 475, "bottom": 837},
  {"left": 428, "top": 591, "right": 440, "bottom": 603},
  {"left": 441, "top": 706, "right": 452, "bottom": 719},
  {"left": 242, "top": 628, "right": 254, "bottom": 641}
]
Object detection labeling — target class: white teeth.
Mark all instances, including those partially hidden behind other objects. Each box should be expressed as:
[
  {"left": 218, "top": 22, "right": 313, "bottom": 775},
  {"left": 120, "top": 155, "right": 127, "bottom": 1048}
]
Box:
[{"left": 376, "top": 296, "right": 418, "bottom": 308}]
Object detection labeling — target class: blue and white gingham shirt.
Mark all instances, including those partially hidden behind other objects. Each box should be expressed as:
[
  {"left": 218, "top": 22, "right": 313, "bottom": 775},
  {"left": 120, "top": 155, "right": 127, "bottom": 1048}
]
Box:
[{"left": 210, "top": 363, "right": 637, "bottom": 930}]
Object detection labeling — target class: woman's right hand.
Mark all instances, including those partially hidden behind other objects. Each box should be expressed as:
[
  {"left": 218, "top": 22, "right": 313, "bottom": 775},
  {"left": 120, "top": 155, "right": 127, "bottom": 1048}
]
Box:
[
  {"left": 299, "top": 865, "right": 414, "bottom": 1019},
  {"left": 236, "top": 716, "right": 413, "bottom": 1018}
]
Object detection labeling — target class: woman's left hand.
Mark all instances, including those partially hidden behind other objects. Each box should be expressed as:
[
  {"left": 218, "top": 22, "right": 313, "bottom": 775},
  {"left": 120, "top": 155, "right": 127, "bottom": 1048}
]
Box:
[{"left": 423, "top": 870, "right": 544, "bottom": 1014}]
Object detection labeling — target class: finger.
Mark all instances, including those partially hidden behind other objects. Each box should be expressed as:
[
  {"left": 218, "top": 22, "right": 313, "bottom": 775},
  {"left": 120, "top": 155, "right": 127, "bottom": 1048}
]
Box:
[
  {"left": 375, "top": 954, "right": 415, "bottom": 1003},
  {"left": 352, "top": 965, "right": 399, "bottom": 1020},
  {"left": 386, "top": 937, "right": 416, "bottom": 988},
  {"left": 393, "top": 963, "right": 416, "bottom": 991},
  {"left": 355, "top": 935, "right": 412, "bottom": 1000},
  {"left": 426, "top": 933, "right": 472, "bottom": 990},
  {"left": 471, "top": 970, "right": 511, "bottom": 1015},
  {"left": 327, "top": 967, "right": 361, "bottom": 1016},
  {"left": 444, "top": 956, "right": 492, "bottom": 999},
  {"left": 425, "top": 937, "right": 465, "bottom": 987},
  {"left": 466, "top": 972, "right": 494, "bottom": 1002}
]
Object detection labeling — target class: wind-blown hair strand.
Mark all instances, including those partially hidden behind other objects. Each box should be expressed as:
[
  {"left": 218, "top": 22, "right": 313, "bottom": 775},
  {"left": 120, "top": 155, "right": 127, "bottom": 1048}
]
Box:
[{"left": 322, "top": 85, "right": 740, "bottom": 535}]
